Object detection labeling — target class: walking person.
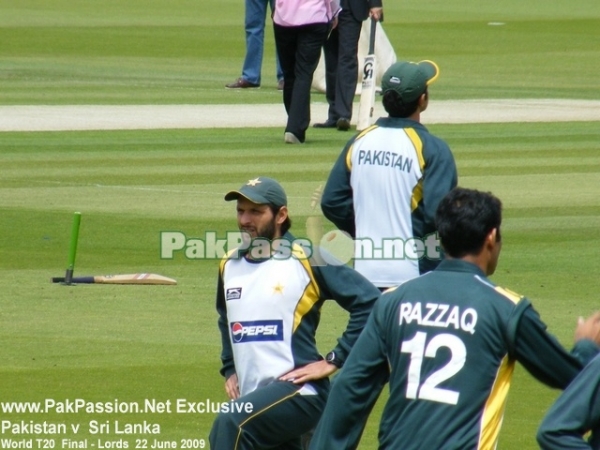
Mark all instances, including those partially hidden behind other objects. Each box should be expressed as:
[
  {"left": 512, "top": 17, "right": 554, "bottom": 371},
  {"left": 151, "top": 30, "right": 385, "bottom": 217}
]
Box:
[{"left": 273, "top": 0, "right": 341, "bottom": 144}]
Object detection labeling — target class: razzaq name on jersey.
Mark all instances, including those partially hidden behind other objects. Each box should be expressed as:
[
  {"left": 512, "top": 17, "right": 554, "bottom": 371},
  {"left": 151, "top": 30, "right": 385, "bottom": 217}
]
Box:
[
  {"left": 399, "top": 302, "right": 478, "bottom": 335},
  {"left": 230, "top": 320, "right": 284, "bottom": 343}
]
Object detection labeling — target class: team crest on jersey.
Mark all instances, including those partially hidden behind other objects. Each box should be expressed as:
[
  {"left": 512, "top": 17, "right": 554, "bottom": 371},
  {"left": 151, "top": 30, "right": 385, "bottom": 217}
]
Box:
[
  {"left": 226, "top": 287, "right": 242, "bottom": 301},
  {"left": 230, "top": 320, "right": 283, "bottom": 343}
]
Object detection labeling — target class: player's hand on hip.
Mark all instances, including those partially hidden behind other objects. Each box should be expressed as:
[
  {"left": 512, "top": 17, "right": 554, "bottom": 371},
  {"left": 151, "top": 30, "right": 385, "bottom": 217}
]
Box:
[
  {"left": 574, "top": 311, "right": 600, "bottom": 344},
  {"left": 225, "top": 373, "right": 240, "bottom": 400},
  {"left": 279, "top": 360, "right": 338, "bottom": 384}
]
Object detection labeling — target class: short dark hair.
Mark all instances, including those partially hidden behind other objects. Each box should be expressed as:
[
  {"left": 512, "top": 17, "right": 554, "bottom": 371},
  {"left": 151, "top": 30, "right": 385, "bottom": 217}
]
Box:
[
  {"left": 268, "top": 204, "right": 292, "bottom": 235},
  {"left": 382, "top": 88, "right": 427, "bottom": 118},
  {"left": 435, "top": 188, "right": 502, "bottom": 258}
]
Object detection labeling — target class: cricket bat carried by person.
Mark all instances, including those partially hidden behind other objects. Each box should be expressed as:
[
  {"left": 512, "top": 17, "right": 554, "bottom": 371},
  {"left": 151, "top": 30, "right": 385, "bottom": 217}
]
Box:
[
  {"left": 356, "top": 17, "right": 378, "bottom": 131},
  {"left": 51, "top": 273, "right": 177, "bottom": 285}
]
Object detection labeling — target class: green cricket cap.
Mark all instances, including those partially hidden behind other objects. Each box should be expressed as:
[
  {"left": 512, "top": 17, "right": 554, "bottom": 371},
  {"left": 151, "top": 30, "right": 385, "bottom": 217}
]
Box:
[
  {"left": 224, "top": 177, "right": 287, "bottom": 207},
  {"left": 381, "top": 60, "right": 440, "bottom": 103}
]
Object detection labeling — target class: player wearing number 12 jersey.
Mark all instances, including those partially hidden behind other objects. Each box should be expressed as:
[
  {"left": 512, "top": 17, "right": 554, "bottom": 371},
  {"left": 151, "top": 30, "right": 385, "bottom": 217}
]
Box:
[{"left": 309, "top": 188, "right": 600, "bottom": 450}]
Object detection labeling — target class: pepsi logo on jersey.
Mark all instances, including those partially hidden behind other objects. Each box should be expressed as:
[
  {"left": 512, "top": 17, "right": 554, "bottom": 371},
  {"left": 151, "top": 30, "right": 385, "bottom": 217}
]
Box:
[{"left": 230, "top": 320, "right": 284, "bottom": 343}]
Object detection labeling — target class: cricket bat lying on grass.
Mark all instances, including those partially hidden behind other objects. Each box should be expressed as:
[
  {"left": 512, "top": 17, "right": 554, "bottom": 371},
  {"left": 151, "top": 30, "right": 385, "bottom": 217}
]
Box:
[{"left": 51, "top": 273, "right": 177, "bottom": 285}]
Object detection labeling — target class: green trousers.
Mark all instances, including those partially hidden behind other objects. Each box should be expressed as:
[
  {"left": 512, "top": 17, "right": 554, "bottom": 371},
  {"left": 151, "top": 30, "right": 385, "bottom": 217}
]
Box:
[{"left": 209, "top": 380, "right": 328, "bottom": 450}]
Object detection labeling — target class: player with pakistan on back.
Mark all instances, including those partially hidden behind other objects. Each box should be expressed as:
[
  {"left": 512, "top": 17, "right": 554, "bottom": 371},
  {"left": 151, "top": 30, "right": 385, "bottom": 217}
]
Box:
[
  {"left": 309, "top": 187, "right": 600, "bottom": 450},
  {"left": 320, "top": 60, "right": 457, "bottom": 290}
]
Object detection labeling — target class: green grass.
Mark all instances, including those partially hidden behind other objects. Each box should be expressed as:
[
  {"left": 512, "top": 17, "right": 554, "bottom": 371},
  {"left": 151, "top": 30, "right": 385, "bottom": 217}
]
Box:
[
  {"left": 1, "top": 122, "right": 600, "bottom": 448},
  {"left": 1, "top": 0, "right": 600, "bottom": 447},
  {"left": 0, "top": 0, "right": 599, "bottom": 103}
]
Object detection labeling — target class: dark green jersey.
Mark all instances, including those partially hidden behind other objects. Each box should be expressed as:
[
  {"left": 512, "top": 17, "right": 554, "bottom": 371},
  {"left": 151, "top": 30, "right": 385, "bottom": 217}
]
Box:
[
  {"left": 310, "top": 259, "right": 599, "bottom": 450},
  {"left": 537, "top": 354, "right": 600, "bottom": 449}
]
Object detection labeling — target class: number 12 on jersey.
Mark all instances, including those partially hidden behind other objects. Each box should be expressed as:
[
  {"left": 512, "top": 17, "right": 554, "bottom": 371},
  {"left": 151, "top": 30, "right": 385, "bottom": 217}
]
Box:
[{"left": 401, "top": 331, "right": 466, "bottom": 405}]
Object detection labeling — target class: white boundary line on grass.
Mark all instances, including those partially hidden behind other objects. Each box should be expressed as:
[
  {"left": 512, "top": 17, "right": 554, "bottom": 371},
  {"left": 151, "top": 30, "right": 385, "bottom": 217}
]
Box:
[{"left": 0, "top": 99, "right": 599, "bottom": 132}]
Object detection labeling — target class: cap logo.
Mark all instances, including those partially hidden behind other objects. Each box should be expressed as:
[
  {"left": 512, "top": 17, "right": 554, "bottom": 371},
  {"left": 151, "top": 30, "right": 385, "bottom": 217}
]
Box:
[
  {"left": 389, "top": 76, "right": 401, "bottom": 85},
  {"left": 246, "top": 178, "right": 262, "bottom": 187}
]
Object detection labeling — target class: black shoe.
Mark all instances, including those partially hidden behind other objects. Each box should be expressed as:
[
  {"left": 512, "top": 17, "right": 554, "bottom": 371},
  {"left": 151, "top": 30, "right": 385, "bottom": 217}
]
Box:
[
  {"left": 336, "top": 118, "right": 351, "bottom": 131},
  {"left": 313, "top": 120, "right": 337, "bottom": 128}
]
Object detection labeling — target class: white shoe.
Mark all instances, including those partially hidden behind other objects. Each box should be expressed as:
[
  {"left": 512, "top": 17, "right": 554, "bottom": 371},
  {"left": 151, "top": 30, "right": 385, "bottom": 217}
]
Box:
[{"left": 284, "top": 132, "right": 302, "bottom": 144}]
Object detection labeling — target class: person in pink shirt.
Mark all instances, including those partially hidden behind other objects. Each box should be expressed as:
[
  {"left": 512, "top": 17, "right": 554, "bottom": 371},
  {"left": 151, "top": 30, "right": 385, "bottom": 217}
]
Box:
[{"left": 273, "top": 0, "right": 341, "bottom": 144}]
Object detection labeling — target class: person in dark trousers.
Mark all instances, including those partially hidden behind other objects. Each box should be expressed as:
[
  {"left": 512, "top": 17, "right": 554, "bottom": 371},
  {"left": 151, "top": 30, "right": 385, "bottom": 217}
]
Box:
[
  {"left": 273, "top": 0, "right": 341, "bottom": 144},
  {"left": 313, "top": 0, "right": 383, "bottom": 131}
]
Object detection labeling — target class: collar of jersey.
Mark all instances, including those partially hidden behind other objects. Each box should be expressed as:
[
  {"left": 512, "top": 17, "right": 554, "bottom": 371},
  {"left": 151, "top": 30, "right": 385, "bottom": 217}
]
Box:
[{"left": 436, "top": 259, "right": 486, "bottom": 278}]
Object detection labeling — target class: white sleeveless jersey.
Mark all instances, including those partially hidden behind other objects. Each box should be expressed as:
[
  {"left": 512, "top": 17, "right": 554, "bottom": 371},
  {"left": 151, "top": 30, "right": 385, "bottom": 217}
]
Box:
[{"left": 221, "top": 255, "right": 319, "bottom": 396}]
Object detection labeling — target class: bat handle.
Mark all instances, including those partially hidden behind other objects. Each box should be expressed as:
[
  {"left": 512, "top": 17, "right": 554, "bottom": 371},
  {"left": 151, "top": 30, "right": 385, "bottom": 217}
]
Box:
[{"left": 369, "top": 17, "right": 377, "bottom": 54}]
